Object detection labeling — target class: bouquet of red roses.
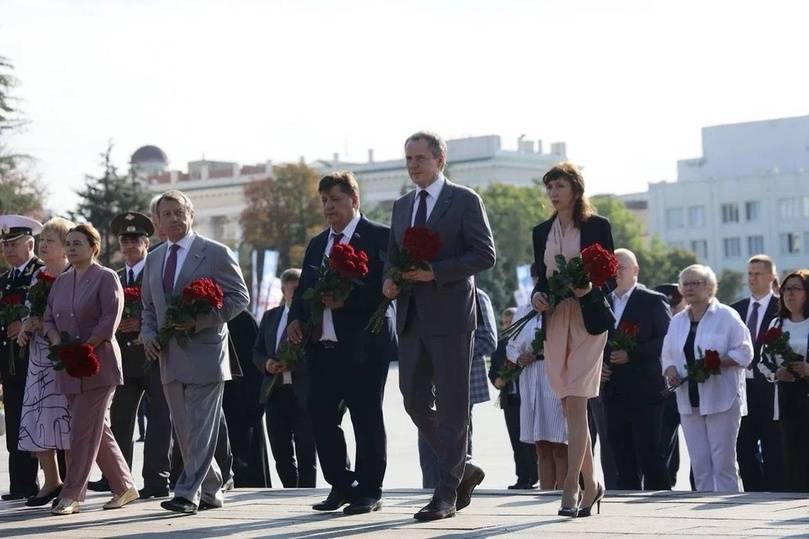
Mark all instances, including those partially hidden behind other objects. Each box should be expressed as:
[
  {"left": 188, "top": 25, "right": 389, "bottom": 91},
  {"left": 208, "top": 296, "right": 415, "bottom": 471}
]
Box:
[
  {"left": 0, "top": 291, "right": 30, "bottom": 375},
  {"left": 158, "top": 277, "right": 224, "bottom": 346},
  {"left": 275, "top": 243, "right": 370, "bottom": 380},
  {"left": 661, "top": 347, "right": 721, "bottom": 397},
  {"left": 500, "top": 243, "right": 617, "bottom": 342},
  {"left": 47, "top": 332, "right": 101, "bottom": 378},
  {"left": 366, "top": 226, "right": 442, "bottom": 333},
  {"left": 759, "top": 325, "right": 802, "bottom": 375},
  {"left": 27, "top": 273, "right": 56, "bottom": 318},
  {"left": 122, "top": 286, "right": 142, "bottom": 320},
  {"left": 608, "top": 321, "right": 640, "bottom": 352}
]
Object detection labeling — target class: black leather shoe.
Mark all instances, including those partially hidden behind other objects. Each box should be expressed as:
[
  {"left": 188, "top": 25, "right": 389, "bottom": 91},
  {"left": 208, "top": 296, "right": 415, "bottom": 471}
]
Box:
[
  {"left": 508, "top": 482, "right": 538, "bottom": 490},
  {"left": 343, "top": 497, "right": 382, "bottom": 515},
  {"left": 2, "top": 491, "right": 37, "bottom": 501},
  {"left": 25, "top": 485, "right": 63, "bottom": 507},
  {"left": 87, "top": 479, "right": 110, "bottom": 492},
  {"left": 198, "top": 500, "right": 222, "bottom": 511},
  {"left": 161, "top": 497, "right": 198, "bottom": 514},
  {"left": 312, "top": 488, "right": 352, "bottom": 511},
  {"left": 139, "top": 486, "right": 170, "bottom": 500},
  {"left": 414, "top": 497, "right": 456, "bottom": 521},
  {"left": 456, "top": 463, "right": 485, "bottom": 511}
]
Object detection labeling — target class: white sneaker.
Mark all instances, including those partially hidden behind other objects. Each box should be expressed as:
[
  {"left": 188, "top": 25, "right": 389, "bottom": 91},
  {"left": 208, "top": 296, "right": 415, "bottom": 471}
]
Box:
[
  {"left": 52, "top": 498, "right": 80, "bottom": 515},
  {"left": 103, "top": 487, "right": 139, "bottom": 510}
]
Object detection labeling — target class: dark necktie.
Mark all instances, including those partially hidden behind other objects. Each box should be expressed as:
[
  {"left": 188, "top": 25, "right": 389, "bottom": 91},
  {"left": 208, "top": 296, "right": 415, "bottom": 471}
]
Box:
[
  {"left": 746, "top": 301, "right": 760, "bottom": 344},
  {"left": 10, "top": 269, "right": 19, "bottom": 282},
  {"left": 128, "top": 269, "right": 135, "bottom": 287},
  {"left": 329, "top": 233, "right": 344, "bottom": 255},
  {"left": 414, "top": 190, "right": 429, "bottom": 226},
  {"left": 162, "top": 244, "right": 180, "bottom": 294}
]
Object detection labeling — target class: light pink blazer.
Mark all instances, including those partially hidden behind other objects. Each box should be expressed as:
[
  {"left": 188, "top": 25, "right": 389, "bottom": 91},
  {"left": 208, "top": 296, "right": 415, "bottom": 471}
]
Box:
[{"left": 43, "top": 262, "right": 124, "bottom": 395}]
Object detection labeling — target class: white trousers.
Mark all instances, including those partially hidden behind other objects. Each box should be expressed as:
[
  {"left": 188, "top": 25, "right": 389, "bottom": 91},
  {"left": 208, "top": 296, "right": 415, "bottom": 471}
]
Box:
[{"left": 680, "top": 397, "right": 743, "bottom": 492}]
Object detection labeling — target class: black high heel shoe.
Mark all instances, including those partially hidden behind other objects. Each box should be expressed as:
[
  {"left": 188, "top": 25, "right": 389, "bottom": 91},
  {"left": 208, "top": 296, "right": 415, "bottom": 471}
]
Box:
[
  {"left": 578, "top": 483, "right": 605, "bottom": 517},
  {"left": 557, "top": 488, "right": 582, "bottom": 517},
  {"left": 25, "top": 485, "right": 63, "bottom": 507}
]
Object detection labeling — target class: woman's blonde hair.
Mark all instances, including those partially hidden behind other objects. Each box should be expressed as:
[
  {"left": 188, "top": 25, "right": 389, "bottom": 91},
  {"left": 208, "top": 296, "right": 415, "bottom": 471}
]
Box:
[{"left": 41, "top": 217, "right": 75, "bottom": 245}]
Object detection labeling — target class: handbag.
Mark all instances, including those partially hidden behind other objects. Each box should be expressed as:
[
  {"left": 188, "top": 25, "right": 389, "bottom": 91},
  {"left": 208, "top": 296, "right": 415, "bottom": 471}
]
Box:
[{"left": 578, "top": 288, "right": 615, "bottom": 336}]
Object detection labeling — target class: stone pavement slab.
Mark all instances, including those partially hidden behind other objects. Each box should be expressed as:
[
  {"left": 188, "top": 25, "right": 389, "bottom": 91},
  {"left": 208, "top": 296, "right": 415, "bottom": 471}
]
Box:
[{"left": 1, "top": 488, "right": 808, "bottom": 538}]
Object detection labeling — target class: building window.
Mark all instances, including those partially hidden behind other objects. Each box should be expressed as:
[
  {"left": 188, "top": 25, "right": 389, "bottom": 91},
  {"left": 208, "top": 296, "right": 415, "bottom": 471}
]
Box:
[
  {"left": 747, "top": 235, "right": 764, "bottom": 256},
  {"left": 690, "top": 240, "right": 708, "bottom": 259},
  {"left": 778, "top": 198, "right": 800, "bottom": 219},
  {"left": 723, "top": 237, "right": 741, "bottom": 259},
  {"left": 688, "top": 206, "right": 705, "bottom": 227},
  {"left": 745, "top": 201, "right": 760, "bottom": 222},
  {"left": 666, "top": 208, "right": 684, "bottom": 230},
  {"left": 780, "top": 232, "right": 801, "bottom": 255},
  {"left": 721, "top": 203, "right": 739, "bottom": 224}
]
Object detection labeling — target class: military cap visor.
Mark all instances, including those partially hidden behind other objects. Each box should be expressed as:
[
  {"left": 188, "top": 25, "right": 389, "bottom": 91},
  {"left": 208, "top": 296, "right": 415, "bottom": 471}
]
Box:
[{"left": 0, "top": 215, "right": 43, "bottom": 243}]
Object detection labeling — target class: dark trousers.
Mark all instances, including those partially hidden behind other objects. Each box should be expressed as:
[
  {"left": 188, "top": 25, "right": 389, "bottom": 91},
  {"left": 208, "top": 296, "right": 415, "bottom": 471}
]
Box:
[
  {"left": 503, "top": 395, "right": 538, "bottom": 485},
  {"left": 737, "top": 377, "right": 784, "bottom": 492},
  {"left": 307, "top": 344, "right": 389, "bottom": 499},
  {"left": 587, "top": 396, "right": 619, "bottom": 490},
  {"left": 660, "top": 394, "right": 681, "bottom": 487},
  {"left": 1, "top": 376, "right": 39, "bottom": 495},
  {"left": 778, "top": 382, "right": 809, "bottom": 492},
  {"left": 606, "top": 397, "right": 671, "bottom": 490},
  {"left": 108, "top": 368, "right": 172, "bottom": 489},
  {"left": 266, "top": 384, "right": 317, "bottom": 488},
  {"left": 417, "top": 409, "right": 474, "bottom": 489}
]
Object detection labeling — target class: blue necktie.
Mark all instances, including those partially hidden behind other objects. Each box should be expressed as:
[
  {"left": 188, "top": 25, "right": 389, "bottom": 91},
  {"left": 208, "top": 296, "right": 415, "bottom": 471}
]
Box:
[{"left": 414, "top": 191, "right": 428, "bottom": 226}]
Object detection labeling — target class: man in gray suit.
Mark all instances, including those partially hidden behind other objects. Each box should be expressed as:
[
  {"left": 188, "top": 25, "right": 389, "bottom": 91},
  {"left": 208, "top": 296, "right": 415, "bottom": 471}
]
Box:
[
  {"left": 383, "top": 131, "right": 496, "bottom": 521},
  {"left": 141, "top": 190, "right": 249, "bottom": 514}
]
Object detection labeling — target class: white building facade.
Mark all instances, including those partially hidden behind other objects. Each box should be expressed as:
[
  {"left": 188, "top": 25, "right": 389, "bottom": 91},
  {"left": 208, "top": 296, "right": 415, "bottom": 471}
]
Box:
[{"left": 648, "top": 115, "right": 809, "bottom": 276}]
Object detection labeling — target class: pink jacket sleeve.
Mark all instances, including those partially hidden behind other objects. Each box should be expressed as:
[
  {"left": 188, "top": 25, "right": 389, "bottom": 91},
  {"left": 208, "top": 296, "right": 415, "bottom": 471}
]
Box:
[{"left": 91, "top": 270, "right": 124, "bottom": 341}]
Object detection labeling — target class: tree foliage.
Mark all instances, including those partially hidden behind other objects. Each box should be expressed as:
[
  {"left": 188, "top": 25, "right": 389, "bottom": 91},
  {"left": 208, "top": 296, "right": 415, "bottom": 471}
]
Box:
[
  {"left": 240, "top": 163, "right": 323, "bottom": 271},
  {"left": 71, "top": 143, "right": 151, "bottom": 266},
  {"left": 716, "top": 269, "right": 744, "bottom": 304}
]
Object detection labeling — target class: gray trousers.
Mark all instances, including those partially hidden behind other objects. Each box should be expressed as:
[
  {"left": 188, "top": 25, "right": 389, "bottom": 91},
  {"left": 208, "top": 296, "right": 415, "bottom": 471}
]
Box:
[
  {"left": 399, "top": 325, "right": 473, "bottom": 503},
  {"left": 163, "top": 381, "right": 225, "bottom": 505}
]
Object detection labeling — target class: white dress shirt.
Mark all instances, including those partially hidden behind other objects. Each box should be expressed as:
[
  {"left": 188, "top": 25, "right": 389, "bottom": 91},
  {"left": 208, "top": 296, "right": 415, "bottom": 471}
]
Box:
[
  {"left": 661, "top": 298, "right": 754, "bottom": 416},
  {"left": 611, "top": 283, "right": 637, "bottom": 327},
  {"left": 321, "top": 213, "right": 361, "bottom": 342},
  {"left": 162, "top": 231, "right": 196, "bottom": 292},
  {"left": 125, "top": 257, "right": 146, "bottom": 284},
  {"left": 410, "top": 174, "right": 446, "bottom": 226},
  {"left": 758, "top": 316, "right": 809, "bottom": 420},
  {"left": 275, "top": 304, "right": 292, "bottom": 384}
]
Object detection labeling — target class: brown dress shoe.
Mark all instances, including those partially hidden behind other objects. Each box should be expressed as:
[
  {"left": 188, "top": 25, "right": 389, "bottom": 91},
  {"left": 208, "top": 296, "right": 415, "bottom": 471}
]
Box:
[{"left": 456, "top": 463, "right": 485, "bottom": 511}]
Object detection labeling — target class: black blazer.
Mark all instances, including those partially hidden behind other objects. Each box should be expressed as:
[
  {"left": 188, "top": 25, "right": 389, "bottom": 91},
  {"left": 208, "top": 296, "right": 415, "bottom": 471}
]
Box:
[
  {"left": 253, "top": 305, "right": 310, "bottom": 404},
  {"left": 602, "top": 284, "right": 671, "bottom": 404},
  {"left": 116, "top": 266, "right": 150, "bottom": 379},
  {"left": 288, "top": 215, "right": 397, "bottom": 363},
  {"left": 531, "top": 214, "right": 616, "bottom": 297},
  {"left": 488, "top": 339, "right": 519, "bottom": 406},
  {"left": 731, "top": 295, "right": 779, "bottom": 379}
]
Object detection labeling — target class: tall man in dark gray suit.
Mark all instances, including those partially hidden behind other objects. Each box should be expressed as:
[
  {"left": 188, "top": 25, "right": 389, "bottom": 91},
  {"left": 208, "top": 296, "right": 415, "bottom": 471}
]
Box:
[
  {"left": 141, "top": 190, "right": 250, "bottom": 514},
  {"left": 383, "top": 131, "right": 496, "bottom": 521}
]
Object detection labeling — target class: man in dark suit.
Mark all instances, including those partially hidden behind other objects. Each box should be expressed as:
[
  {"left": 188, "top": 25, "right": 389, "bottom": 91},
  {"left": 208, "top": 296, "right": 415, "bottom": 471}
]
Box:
[
  {"left": 87, "top": 212, "right": 174, "bottom": 499},
  {"left": 488, "top": 307, "right": 538, "bottom": 489},
  {"left": 731, "top": 254, "right": 783, "bottom": 492},
  {"left": 253, "top": 268, "right": 316, "bottom": 488},
  {"left": 383, "top": 131, "right": 496, "bottom": 521},
  {"left": 287, "top": 171, "right": 397, "bottom": 515},
  {"left": 0, "top": 215, "right": 44, "bottom": 500},
  {"left": 601, "top": 249, "right": 671, "bottom": 490}
]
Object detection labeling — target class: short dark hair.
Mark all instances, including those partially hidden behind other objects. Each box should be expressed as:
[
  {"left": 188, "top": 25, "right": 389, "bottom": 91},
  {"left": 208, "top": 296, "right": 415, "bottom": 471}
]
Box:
[
  {"left": 68, "top": 223, "right": 102, "bottom": 258},
  {"left": 318, "top": 171, "right": 360, "bottom": 201},
  {"left": 777, "top": 270, "right": 809, "bottom": 320}
]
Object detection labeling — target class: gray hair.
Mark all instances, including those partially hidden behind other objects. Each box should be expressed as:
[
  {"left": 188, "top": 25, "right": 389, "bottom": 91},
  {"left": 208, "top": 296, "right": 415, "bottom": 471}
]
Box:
[
  {"left": 502, "top": 307, "right": 518, "bottom": 318},
  {"left": 678, "top": 264, "right": 718, "bottom": 297},
  {"left": 149, "top": 194, "right": 163, "bottom": 218},
  {"left": 155, "top": 190, "right": 195, "bottom": 216},
  {"left": 280, "top": 268, "right": 301, "bottom": 284},
  {"left": 614, "top": 248, "right": 638, "bottom": 267},
  {"left": 405, "top": 131, "right": 448, "bottom": 170}
]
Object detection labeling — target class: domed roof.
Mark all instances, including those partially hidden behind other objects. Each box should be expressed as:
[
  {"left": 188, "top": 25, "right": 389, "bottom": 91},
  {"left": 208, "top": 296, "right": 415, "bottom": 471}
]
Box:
[{"left": 131, "top": 145, "right": 168, "bottom": 164}]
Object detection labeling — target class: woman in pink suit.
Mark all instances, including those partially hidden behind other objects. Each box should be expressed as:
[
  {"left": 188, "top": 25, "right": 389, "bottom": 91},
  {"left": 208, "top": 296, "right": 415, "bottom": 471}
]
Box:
[{"left": 43, "top": 224, "right": 137, "bottom": 515}]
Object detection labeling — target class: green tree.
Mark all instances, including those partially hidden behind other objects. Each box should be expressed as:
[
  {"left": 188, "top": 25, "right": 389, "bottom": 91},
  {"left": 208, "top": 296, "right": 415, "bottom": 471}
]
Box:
[
  {"left": 716, "top": 269, "right": 744, "bottom": 304},
  {"left": 72, "top": 143, "right": 151, "bottom": 266},
  {"left": 477, "top": 183, "right": 550, "bottom": 314},
  {"left": 240, "top": 163, "right": 322, "bottom": 270}
]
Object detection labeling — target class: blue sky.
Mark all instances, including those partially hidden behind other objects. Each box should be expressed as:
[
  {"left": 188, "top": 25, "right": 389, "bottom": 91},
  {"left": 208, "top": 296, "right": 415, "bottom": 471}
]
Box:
[{"left": 2, "top": 0, "right": 808, "bottom": 212}]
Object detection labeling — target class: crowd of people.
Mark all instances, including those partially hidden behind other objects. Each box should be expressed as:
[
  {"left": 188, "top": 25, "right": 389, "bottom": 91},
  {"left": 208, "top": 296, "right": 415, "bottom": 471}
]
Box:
[{"left": 0, "top": 130, "right": 806, "bottom": 522}]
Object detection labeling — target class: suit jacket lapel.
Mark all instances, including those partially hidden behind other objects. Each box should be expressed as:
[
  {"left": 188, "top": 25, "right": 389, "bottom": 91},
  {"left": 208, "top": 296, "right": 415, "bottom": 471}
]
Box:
[
  {"left": 396, "top": 191, "right": 415, "bottom": 238},
  {"left": 268, "top": 307, "right": 284, "bottom": 357},
  {"left": 619, "top": 287, "right": 642, "bottom": 325},
  {"left": 426, "top": 181, "right": 454, "bottom": 228},
  {"left": 174, "top": 236, "right": 206, "bottom": 293}
]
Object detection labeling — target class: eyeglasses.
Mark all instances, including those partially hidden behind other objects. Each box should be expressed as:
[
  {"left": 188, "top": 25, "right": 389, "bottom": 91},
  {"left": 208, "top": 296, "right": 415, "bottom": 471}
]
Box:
[
  {"left": 783, "top": 286, "right": 805, "bottom": 293},
  {"left": 681, "top": 280, "right": 706, "bottom": 288}
]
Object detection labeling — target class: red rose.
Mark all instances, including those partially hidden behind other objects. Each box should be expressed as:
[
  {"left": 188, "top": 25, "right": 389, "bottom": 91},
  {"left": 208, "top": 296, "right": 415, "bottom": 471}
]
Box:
[
  {"left": 123, "top": 287, "right": 141, "bottom": 302},
  {"left": 403, "top": 226, "right": 442, "bottom": 262},
  {"left": 182, "top": 278, "right": 224, "bottom": 310},
  {"left": 329, "top": 244, "right": 370, "bottom": 280},
  {"left": 618, "top": 321, "right": 640, "bottom": 337},
  {"left": 38, "top": 273, "right": 56, "bottom": 284},
  {"left": 580, "top": 243, "right": 618, "bottom": 288},
  {"left": 703, "top": 349, "right": 721, "bottom": 371},
  {"left": 1, "top": 293, "right": 23, "bottom": 305},
  {"left": 759, "top": 326, "right": 782, "bottom": 345}
]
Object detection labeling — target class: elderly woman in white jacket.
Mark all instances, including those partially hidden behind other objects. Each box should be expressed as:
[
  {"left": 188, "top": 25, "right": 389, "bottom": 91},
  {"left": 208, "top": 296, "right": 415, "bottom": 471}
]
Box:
[{"left": 662, "top": 264, "right": 753, "bottom": 492}]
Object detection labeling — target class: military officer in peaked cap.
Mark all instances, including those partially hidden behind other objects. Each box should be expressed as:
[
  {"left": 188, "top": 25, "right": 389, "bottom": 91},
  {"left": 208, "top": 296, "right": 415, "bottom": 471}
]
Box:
[
  {"left": 87, "top": 211, "right": 174, "bottom": 499},
  {"left": 0, "top": 215, "right": 45, "bottom": 500}
]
